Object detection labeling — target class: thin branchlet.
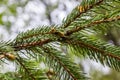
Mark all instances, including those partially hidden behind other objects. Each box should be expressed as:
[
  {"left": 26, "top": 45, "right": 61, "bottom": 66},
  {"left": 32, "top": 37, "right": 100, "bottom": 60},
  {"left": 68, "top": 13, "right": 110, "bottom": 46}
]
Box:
[
  {"left": 63, "top": 0, "right": 104, "bottom": 28},
  {"left": 65, "top": 16, "right": 120, "bottom": 36},
  {"left": 16, "top": 58, "right": 36, "bottom": 80},
  {"left": 16, "top": 28, "right": 54, "bottom": 41},
  {"left": 14, "top": 39, "right": 53, "bottom": 50},
  {"left": 42, "top": 47, "right": 80, "bottom": 80},
  {"left": 66, "top": 40, "right": 120, "bottom": 63}
]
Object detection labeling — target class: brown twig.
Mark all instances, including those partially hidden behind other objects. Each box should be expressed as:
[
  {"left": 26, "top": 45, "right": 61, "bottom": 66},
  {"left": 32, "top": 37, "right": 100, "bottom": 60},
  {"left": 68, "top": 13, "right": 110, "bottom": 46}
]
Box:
[{"left": 14, "top": 39, "right": 53, "bottom": 50}]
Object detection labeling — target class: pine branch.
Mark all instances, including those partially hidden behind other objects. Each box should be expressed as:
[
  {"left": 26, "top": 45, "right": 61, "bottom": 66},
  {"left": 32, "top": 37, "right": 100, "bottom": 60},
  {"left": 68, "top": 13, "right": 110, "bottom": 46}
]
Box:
[
  {"left": 62, "top": 0, "right": 104, "bottom": 28},
  {"left": 65, "top": 16, "right": 120, "bottom": 35},
  {"left": 26, "top": 45, "right": 87, "bottom": 80},
  {"left": 0, "top": 0, "right": 120, "bottom": 80},
  {"left": 41, "top": 46, "right": 87, "bottom": 80},
  {"left": 68, "top": 39, "right": 120, "bottom": 59},
  {"left": 64, "top": 0, "right": 120, "bottom": 35},
  {"left": 65, "top": 31, "right": 120, "bottom": 71},
  {"left": 16, "top": 26, "right": 57, "bottom": 40}
]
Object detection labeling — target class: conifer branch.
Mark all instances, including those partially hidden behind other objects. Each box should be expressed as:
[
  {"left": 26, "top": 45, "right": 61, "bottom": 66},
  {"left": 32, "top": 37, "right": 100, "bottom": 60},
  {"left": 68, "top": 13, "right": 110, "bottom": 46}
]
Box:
[
  {"left": 67, "top": 40, "right": 120, "bottom": 61},
  {"left": 65, "top": 37, "right": 120, "bottom": 71},
  {"left": 65, "top": 16, "right": 120, "bottom": 36},
  {"left": 63, "top": 0, "right": 104, "bottom": 28},
  {"left": 44, "top": 48, "right": 77, "bottom": 80},
  {"left": 41, "top": 47, "right": 86, "bottom": 80},
  {"left": 0, "top": 0, "right": 120, "bottom": 80},
  {"left": 15, "top": 26, "right": 58, "bottom": 42}
]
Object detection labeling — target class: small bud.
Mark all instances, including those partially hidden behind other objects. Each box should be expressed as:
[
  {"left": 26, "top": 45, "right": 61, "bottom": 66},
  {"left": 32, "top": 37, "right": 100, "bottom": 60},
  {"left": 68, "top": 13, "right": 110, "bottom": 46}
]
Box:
[
  {"left": 50, "top": 28, "right": 56, "bottom": 33},
  {"left": 5, "top": 53, "right": 16, "bottom": 60},
  {"left": 78, "top": 6, "right": 85, "bottom": 12},
  {"left": 46, "top": 69, "right": 55, "bottom": 79}
]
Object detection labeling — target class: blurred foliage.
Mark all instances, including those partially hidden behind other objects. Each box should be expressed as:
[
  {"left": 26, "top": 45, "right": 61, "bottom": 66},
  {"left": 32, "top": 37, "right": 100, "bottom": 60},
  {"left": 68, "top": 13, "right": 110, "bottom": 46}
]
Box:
[
  {"left": 91, "top": 70, "right": 120, "bottom": 80},
  {"left": 0, "top": 0, "right": 28, "bottom": 30},
  {"left": 0, "top": 0, "right": 15, "bottom": 30}
]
